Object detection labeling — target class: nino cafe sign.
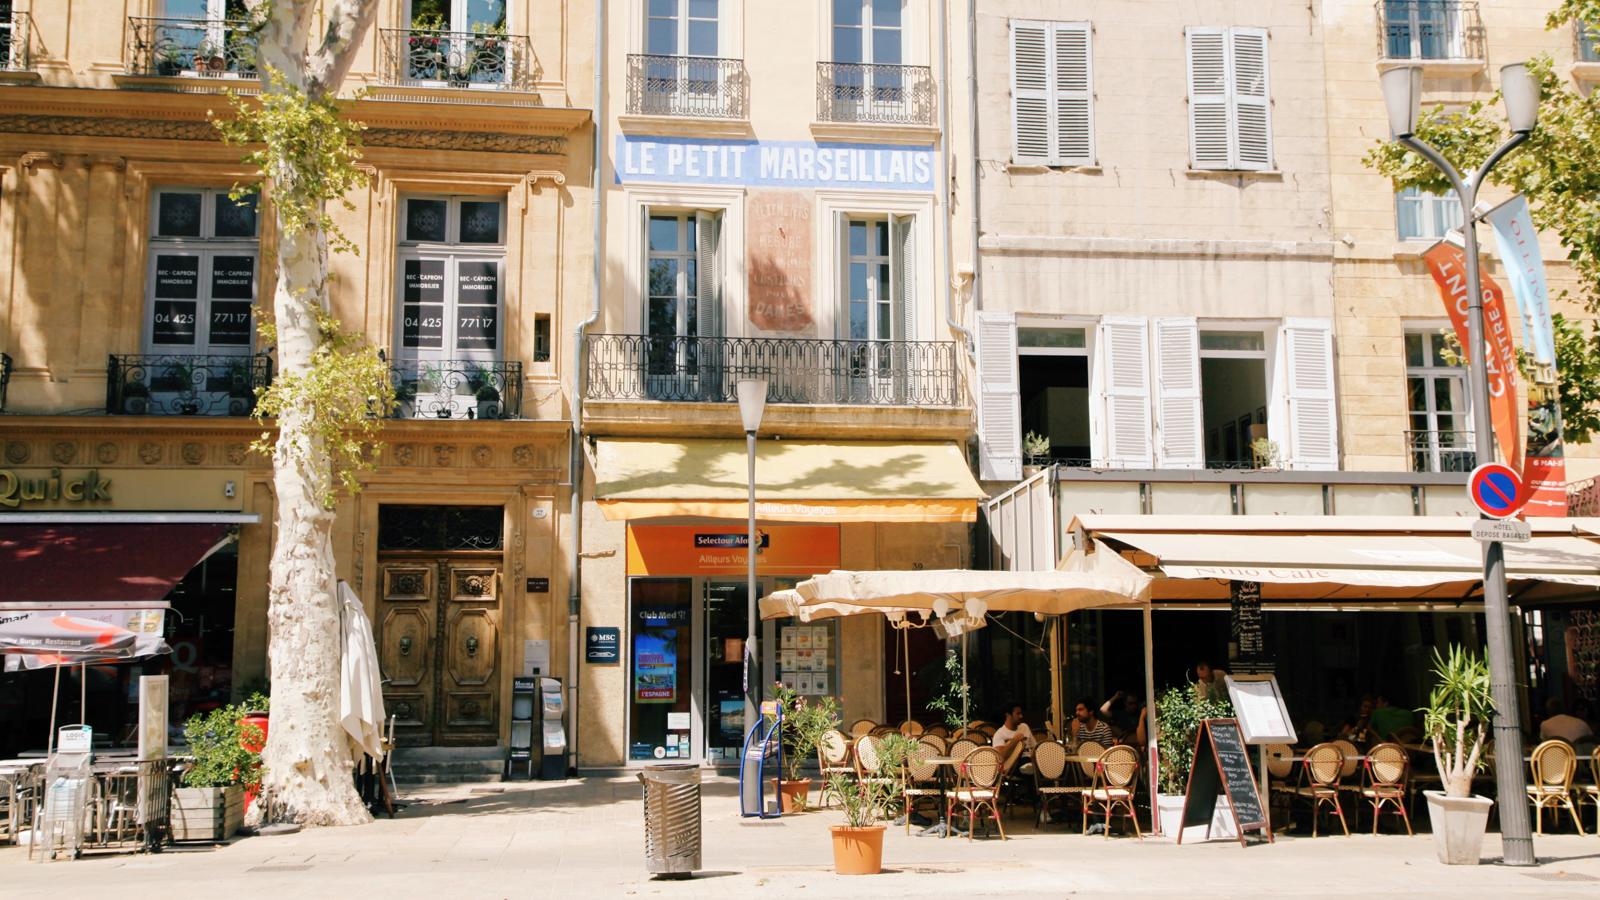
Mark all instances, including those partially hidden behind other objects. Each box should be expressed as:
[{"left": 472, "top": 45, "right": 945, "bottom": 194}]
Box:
[{"left": 0, "top": 468, "right": 113, "bottom": 508}]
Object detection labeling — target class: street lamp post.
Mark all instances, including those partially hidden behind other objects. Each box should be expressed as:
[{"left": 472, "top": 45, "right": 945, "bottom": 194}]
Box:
[
  {"left": 1380, "top": 63, "right": 1541, "bottom": 866},
  {"left": 736, "top": 379, "right": 769, "bottom": 720}
]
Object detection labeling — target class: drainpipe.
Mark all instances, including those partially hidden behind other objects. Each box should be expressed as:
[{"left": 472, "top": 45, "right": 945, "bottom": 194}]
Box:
[
  {"left": 936, "top": 0, "right": 974, "bottom": 361},
  {"left": 567, "top": 0, "right": 606, "bottom": 772},
  {"left": 965, "top": 0, "right": 982, "bottom": 315}
]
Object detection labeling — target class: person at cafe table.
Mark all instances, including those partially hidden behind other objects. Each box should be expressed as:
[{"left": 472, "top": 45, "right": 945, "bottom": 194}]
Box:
[
  {"left": 1367, "top": 692, "right": 1414, "bottom": 740},
  {"left": 1069, "top": 697, "right": 1115, "bottom": 747},
  {"left": 993, "top": 701, "right": 1037, "bottom": 771}
]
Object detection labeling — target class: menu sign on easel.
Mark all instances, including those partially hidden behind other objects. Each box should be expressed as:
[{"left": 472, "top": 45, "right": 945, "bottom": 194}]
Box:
[
  {"left": 1177, "top": 718, "right": 1272, "bottom": 846},
  {"left": 1224, "top": 674, "right": 1297, "bottom": 745}
]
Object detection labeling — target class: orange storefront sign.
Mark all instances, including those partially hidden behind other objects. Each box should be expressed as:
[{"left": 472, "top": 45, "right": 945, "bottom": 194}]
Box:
[{"left": 626, "top": 525, "right": 841, "bottom": 576}]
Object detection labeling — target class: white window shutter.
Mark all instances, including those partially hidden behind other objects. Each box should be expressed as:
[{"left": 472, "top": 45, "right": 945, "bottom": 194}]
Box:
[
  {"left": 890, "top": 215, "right": 914, "bottom": 341},
  {"left": 1098, "top": 316, "right": 1153, "bottom": 468},
  {"left": 1153, "top": 317, "right": 1203, "bottom": 468},
  {"left": 1186, "top": 27, "right": 1231, "bottom": 170},
  {"left": 1053, "top": 23, "right": 1094, "bottom": 165},
  {"left": 1282, "top": 318, "right": 1338, "bottom": 470},
  {"left": 1230, "top": 28, "right": 1272, "bottom": 171},
  {"left": 1010, "top": 21, "right": 1050, "bottom": 163},
  {"left": 835, "top": 212, "right": 851, "bottom": 340},
  {"left": 977, "top": 311, "right": 1022, "bottom": 481},
  {"left": 695, "top": 210, "right": 722, "bottom": 338}
]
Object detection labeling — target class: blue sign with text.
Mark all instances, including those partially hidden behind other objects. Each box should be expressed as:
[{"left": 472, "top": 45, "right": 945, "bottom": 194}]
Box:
[
  {"left": 586, "top": 627, "right": 621, "bottom": 664},
  {"left": 615, "top": 136, "right": 935, "bottom": 191}
]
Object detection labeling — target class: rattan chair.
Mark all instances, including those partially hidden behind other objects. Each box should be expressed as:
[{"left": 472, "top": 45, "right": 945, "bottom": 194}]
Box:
[
  {"left": 1265, "top": 742, "right": 1297, "bottom": 822},
  {"left": 902, "top": 735, "right": 946, "bottom": 834},
  {"left": 1360, "top": 743, "right": 1413, "bottom": 835},
  {"left": 1526, "top": 739, "right": 1586, "bottom": 835},
  {"left": 900, "top": 720, "right": 925, "bottom": 737},
  {"left": 816, "top": 728, "right": 853, "bottom": 809},
  {"left": 849, "top": 718, "right": 877, "bottom": 738},
  {"left": 1031, "top": 740, "right": 1082, "bottom": 826},
  {"left": 1084, "top": 744, "right": 1142, "bottom": 839},
  {"left": 948, "top": 746, "right": 1006, "bottom": 840},
  {"left": 854, "top": 735, "right": 898, "bottom": 792},
  {"left": 926, "top": 724, "right": 950, "bottom": 738},
  {"left": 1332, "top": 739, "right": 1362, "bottom": 801},
  {"left": 918, "top": 734, "right": 947, "bottom": 756},
  {"left": 948, "top": 738, "right": 980, "bottom": 760},
  {"left": 1292, "top": 742, "right": 1350, "bottom": 836},
  {"left": 1074, "top": 740, "right": 1105, "bottom": 782},
  {"left": 1580, "top": 754, "right": 1599, "bottom": 819}
]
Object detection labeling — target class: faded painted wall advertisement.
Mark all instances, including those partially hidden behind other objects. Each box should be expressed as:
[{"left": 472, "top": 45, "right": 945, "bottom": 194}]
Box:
[{"left": 747, "top": 190, "right": 813, "bottom": 332}]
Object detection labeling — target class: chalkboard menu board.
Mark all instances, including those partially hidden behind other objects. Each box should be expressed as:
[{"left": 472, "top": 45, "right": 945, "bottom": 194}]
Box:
[{"left": 1177, "top": 718, "right": 1271, "bottom": 846}]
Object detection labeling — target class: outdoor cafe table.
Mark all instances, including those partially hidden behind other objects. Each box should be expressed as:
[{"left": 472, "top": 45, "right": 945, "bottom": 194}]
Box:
[{"left": 917, "top": 757, "right": 962, "bottom": 838}]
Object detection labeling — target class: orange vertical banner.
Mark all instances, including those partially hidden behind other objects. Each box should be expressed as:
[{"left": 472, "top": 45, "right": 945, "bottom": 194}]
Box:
[{"left": 1422, "top": 242, "right": 1522, "bottom": 474}]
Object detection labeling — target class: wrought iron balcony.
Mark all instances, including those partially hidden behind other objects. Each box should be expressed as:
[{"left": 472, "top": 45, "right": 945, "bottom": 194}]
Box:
[
  {"left": 625, "top": 54, "right": 747, "bottom": 118},
  {"left": 0, "top": 352, "right": 11, "bottom": 413},
  {"left": 1377, "top": 1, "right": 1484, "bottom": 61},
  {"left": 1406, "top": 429, "right": 1476, "bottom": 473},
  {"left": 816, "top": 62, "right": 935, "bottom": 126},
  {"left": 125, "top": 17, "right": 259, "bottom": 78},
  {"left": 106, "top": 354, "right": 271, "bottom": 417},
  {"left": 389, "top": 359, "right": 523, "bottom": 420},
  {"left": 585, "top": 335, "right": 962, "bottom": 407},
  {"left": 376, "top": 28, "right": 537, "bottom": 91},
  {"left": 1, "top": 12, "right": 33, "bottom": 73}
]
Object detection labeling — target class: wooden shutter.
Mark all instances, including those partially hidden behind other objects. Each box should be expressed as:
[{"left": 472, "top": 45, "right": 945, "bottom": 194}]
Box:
[
  {"left": 890, "top": 215, "right": 914, "bottom": 341},
  {"left": 1230, "top": 27, "right": 1272, "bottom": 171},
  {"left": 1282, "top": 318, "right": 1338, "bottom": 470},
  {"left": 1053, "top": 23, "right": 1094, "bottom": 165},
  {"left": 1010, "top": 21, "right": 1050, "bottom": 163},
  {"left": 1153, "top": 317, "right": 1203, "bottom": 468},
  {"left": 835, "top": 212, "right": 852, "bottom": 341},
  {"left": 977, "top": 311, "right": 1022, "bottom": 481},
  {"left": 1098, "top": 316, "right": 1152, "bottom": 468},
  {"left": 1186, "top": 27, "right": 1231, "bottom": 170},
  {"left": 695, "top": 210, "right": 722, "bottom": 338}
]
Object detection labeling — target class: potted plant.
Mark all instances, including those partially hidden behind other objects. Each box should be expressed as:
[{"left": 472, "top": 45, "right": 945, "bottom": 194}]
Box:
[
  {"left": 155, "top": 44, "right": 185, "bottom": 77},
  {"left": 823, "top": 733, "right": 914, "bottom": 874},
  {"left": 1421, "top": 645, "right": 1495, "bottom": 865},
  {"left": 768, "top": 683, "right": 841, "bottom": 813},
  {"left": 119, "top": 379, "right": 151, "bottom": 415},
  {"left": 1022, "top": 431, "right": 1051, "bottom": 474},
  {"left": 193, "top": 40, "right": 226, "bottom": 73},
  {"left": 475, "top": 382, "right": 502, "bottom": 420},
  {"left": 1251, "top": 437, "right": 1281, "bottom": 470},
  {"left": 1154, "top": 686, "right": 1234, "bottom": 839},
  {"left": 172, "top": 703, "right": 261, "bottom": 841}
]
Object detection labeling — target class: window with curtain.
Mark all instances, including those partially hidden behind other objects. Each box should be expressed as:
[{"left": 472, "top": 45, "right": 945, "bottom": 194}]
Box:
[{"left": 1396, "top": 187, "right": 1462, "bottom": 240}]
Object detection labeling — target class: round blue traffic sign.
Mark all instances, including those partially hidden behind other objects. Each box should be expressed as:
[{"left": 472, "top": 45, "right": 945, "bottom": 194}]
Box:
[{"left": 1467, "top": 463, "right": 1524, "bottom": 518}]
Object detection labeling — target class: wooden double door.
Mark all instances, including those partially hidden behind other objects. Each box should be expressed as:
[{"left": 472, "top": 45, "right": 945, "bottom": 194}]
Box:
[{"left": 377, "top": 557, "right": 503, "bottom": 747}]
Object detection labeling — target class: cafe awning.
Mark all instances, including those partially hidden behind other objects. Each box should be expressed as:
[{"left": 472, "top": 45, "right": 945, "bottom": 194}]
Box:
[
  {"left": 0, "top": 512, "right": 259, "bottom": 606},
  {"left": 594, "top": 438, "right": 987, "bottom": 523}
]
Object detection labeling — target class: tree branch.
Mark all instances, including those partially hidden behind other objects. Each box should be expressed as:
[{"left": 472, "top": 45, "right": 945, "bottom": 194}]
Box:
[
  {"left": 246, "top": 0, "right": 317, "bottom": 90},
  {"left": 306, "top": 0, "right": 381, "bottom": 101}
]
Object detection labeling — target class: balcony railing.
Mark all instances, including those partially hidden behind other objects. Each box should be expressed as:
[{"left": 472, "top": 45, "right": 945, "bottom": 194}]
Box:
[
  {"left": 585, "top": 335, "right": 962, "bottom": 407},
  {"left": 1, "top": 12, "right": 33, "bottom": 73},
  {"left": 1378, "top": 1, "right": 1484, "bottom": 61},
  {"left": 625, "top": 54, "right": 747, "bottom": 118},
  {"left": 1579, "top": 24, "right": 1600, "bottom": 63},
  {"left": 106, "top": 354, "right": 271, "bottom": 417},
  {"left": 0, "top": 352, "right": 11, "bottom": 412},
  {"left": 1406, "top": 429, "right": 1476, "bottom": 473},
  {"left": 1570, "top": 476, "right": 1600, "bottom": 516},
  {"left": 376, "top": 28, "right": 536, "bottom": 91},
  {"left": 816, "top": 62, "right": 935, "bottom": 126},
  {"left": 389, "top": 359, "right": 523, "bottom": 420},
  {"left": 126, "top": 17, "right": 259, "bottom": 78}
]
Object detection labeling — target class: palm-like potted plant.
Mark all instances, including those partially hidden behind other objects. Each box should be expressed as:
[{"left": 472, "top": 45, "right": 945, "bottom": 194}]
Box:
[
  {"left": 823, "top": 732, "right": 915, "bottom": 875},
  {"left": 1421, "top": 645, "right": 1495, "bottom": 865},
  {"left": 768, "top": 683, "right": 840, "bottom": 813}
]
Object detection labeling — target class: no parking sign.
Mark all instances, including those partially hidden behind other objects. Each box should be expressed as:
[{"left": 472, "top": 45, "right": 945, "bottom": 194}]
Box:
[{"left": 1467, "top": 463, "right": 1525, "bottom": 519}]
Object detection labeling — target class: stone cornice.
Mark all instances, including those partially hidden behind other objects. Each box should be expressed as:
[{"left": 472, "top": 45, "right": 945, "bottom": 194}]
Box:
[{"left": 0, "top": 415, "right": 572, "bottom": 442}]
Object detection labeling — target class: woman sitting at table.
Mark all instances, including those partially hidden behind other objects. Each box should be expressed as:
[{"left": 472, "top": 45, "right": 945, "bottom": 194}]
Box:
[{"left": 1069, "top": 697, "right": 1115, "bottom": 747}]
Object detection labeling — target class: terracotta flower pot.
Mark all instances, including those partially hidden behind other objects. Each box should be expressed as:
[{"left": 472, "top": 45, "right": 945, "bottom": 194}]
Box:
[
  {"left": 774, "top": 778, "right": 811, "bottom": 813},
  {"left": 829, "top": 825, "right": 885, "bottom": 875}
]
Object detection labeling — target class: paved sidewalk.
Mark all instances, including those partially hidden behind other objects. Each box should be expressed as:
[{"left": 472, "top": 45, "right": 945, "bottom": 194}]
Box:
[{"left": 2, "top": 776, "right": 1596, "bottom": 899}]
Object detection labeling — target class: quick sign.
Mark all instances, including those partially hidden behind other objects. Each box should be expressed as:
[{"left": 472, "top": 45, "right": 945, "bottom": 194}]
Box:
[
  {"left": 0, "top": 468, "right": 112, "bottom": 507},
  {"left": 616, "top": 136, "right": 935, "bottom": 191},
  {"left": 585, "top": 627, "right": 620, "bottom": 664}
]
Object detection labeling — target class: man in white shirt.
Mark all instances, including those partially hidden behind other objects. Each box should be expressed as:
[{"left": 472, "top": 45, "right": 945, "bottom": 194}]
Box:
[
  {"left": 1541, "top": 697, "right": 1595, "bottom": 744},
  {"left": 993, "top": 702, "right": 1036, "bottom": 771}
]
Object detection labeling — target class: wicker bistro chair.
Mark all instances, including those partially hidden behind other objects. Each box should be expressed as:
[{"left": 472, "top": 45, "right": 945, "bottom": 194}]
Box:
[
  {"left": 918, "top": 734, "right": 947, "bottom": 756},
  {"left": 1074, "top": 740, "right": 1105, "bottom": 782},
  {"left": 900, "top": 720, "right": 925, "bottom": 737},
  {"left": 948, "top": 746, "right": 1007, "bottom": 840},
  {"left": 1526, "top": 740, "right": 1586, "bottom": 835},
  {"left": 816, "top": 729, "right": 854, "bottom": 809},
  {"left": 926, "top": 724, "right": 950, "bottom": 739},
  {"left": 854, "top": 735, "right": 898, "bottom": 792},
  {"left": 849, "top": 719, "right": 877, "bottom": 739},
  {"left": 1084, "top": 744, "right": 1142, "bottom": 839},
  {"left": 1265, "top": 743, "right": 1297, "bottom": 822},
  {"left": 1581, "top": 754, "right": 1600, "bottom": 820},
  {"left": 1031, "top": 740, "right": 1083, "bottom": 825},
  {"left": 948, "top": 738, "right": 981, "bottom": 761},
  {"left": 1360, "top": 743, "right": 1413, "bottom": 835},
  {"left": 901, "top": 736, "right": 946, "bottom": 834},
  {"left": 1292, "top": 743, "right": 1350, "bottom": 836},
  {"left": 1333, "top": 739, "right": 1363, "bottom": 801}
]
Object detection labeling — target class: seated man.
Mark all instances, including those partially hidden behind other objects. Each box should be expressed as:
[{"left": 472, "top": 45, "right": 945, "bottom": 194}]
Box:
[
  {"left": 992, "top": 702, "right": 1037, "bottom": 772},
  {"left": 1368, "top": 693, "right": 1414, "bottom": 741},
  {"left": 1540, "top": 697, "right": 1596, "bottom": 745}
]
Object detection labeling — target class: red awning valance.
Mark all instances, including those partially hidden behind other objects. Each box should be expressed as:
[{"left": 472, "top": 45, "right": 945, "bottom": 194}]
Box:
[{"left": 0, "top": 523, "right": 233, "bottom": 605}]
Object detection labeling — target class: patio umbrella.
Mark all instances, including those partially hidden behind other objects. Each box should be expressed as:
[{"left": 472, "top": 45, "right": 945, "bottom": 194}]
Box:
[
  {"left": 0, "top": 614, "right": 138, "bottom": 656},
  {"left": 339, "top": 581, "right": 387, "bottom": 760},
  {"left": 757, "top": 589, "right": 895, "bottom": 622}
]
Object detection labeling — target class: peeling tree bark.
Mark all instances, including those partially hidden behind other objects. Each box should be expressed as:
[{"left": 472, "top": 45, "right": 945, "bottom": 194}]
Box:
[{"left": 246, "top": 0, "right": 380, "bottom": 827}]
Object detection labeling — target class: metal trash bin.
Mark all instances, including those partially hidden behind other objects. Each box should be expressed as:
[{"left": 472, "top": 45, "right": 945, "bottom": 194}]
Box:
[{"left": 638, "top": 764, "right": 701, "bottom": 877}]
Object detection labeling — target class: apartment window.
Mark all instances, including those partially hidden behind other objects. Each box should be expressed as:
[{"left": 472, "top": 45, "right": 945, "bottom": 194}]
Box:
[
  {"left": 1405, "top": 330, "right": 1473, "bottom": 472},
  {"left": 648, "top": 0, "right": 717, "bottom": 56},
  {"left": 1019, "top": 326, "right": 1089, "bottom": 465},
  {"left": 145, "top": 187, "right": 260, "bottom": 354},
  {"left": 533, "top": 314, "right": 551, "bottom": 363},
  {"left": 1009, "top": 21, "right": 1093, "bottom": 166},
  {"left": 1200, "top": 331, "right": 1268, "bottom": 468},
  {"left": 1381, "top": 0, "right": 1478, "bottom": 61},
  {"left": 407, "top": 0, "right": 506, "bottom": 33},
  {"left": 1582, "top": 23, "right": 1600, "bottom": 62},
  {"left": 1396, "top": 187, "right": 1462, "bottom": 240},
  {"left": 834, "top": 0, "right": 901, "bottom": 65},
  {"left": 838, "top": 216, "right": 913, "bottom": 343},
  {"left": 1185, "top": 26, "right": 1272, "bottom": 172},
  {"left": 395, "top": 195, "right": 506, "bottom": 362},
  {"left": 642, "top": 209, "right": 724, "bottom": 398}
]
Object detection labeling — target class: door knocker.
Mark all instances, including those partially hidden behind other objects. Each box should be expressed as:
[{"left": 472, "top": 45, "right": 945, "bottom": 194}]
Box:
[
  {"left": 466, "top": 636, "right": 479, "bottom": 656},
  {"left": 398, "top": 636, "right": 412, "bottom": 656}
]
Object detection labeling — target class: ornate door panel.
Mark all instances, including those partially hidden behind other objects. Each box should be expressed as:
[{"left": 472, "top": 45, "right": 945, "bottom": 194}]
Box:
[
  {"left": 378, "top": 566, "right": 435, "bottom": 747},
  {"left": 437, "top": 565, "right": 501, "bottom": 746}
]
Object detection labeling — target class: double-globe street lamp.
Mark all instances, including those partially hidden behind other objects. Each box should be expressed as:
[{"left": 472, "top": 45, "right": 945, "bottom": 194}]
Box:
[
  {"left": 736, "top": 378, "right": 769, "bottom": 720},
  {"left": 1379, "top": 62, "right": 1541, "bottom": 866}
]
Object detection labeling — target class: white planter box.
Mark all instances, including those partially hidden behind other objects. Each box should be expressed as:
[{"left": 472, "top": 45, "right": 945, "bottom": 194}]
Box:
[
  {"left": 1156, "top": 792, "right": 1238, "bottom": 841},
  {"left": 172, "top": 785, "right": 245, "bottom": 842},
  {"left": 1425, "top": 791, "right": 1493, "bottom": 865}
]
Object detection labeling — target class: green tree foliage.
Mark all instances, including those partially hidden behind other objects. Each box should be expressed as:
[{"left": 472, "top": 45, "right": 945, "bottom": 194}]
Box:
[
  {"left": 181, "top": 698, "right": 269, "bottom": 790},
  {"left": 1154, "top": 686, "right": 1233, "bottom": 795}
]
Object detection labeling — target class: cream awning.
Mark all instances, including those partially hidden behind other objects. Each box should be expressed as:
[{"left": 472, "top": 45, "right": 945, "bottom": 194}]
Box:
[
  {"left": 594, "top": 438, "right": 987, "bottom": 523},
  {"left": 791, "top": 552, "right": 1151, "bottom": 615}
]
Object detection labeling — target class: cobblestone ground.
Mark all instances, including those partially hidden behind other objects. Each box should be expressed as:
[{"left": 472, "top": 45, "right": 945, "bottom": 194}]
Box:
[{"left": 2, "top": 776, "right": 1596, "bottom": 899}]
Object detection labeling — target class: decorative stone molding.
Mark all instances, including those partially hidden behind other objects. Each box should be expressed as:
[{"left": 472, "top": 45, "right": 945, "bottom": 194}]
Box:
[
  {"left": 353, "top": 531, "right": 366, "bottom": 592},
  {"left": 0, "top": 116, "right": 565, "bottom": 156},
  {"left": 395, "top": 444, "right": 415, "bottom": 466},
  {"left": 138, "top": 442, "right": 163, "bottom": 465},
  {"left": 5, "top": 442, "right": 29, "bottom": 464},
  {"left": 433, "top": 444, "right": 455, "bottom": 467},
  {"left": 472, "top": 445, "right": 493, "bottom": 467},
  {"left": 96, "top": 442, "right": 120, "bottom": 464},
  {"left": 85, "top": 155, "right": 127, "bottom": 170},
  {"left": 226, "top": 443, "right": 248, "bottom": 465},
  {"left": 364, "top": 128, "right": 565, "bottom": 155},
  {"left": 182, "top": 442, "right": 207, "bottom": 465},
  {"left": 51, "top": 441, "right": 76, "bottom": 464},
  {"left": 20, "top": 151, "right": 62, "bottom": 169},
  {"left": 512, "top": 445, "right": 533, "bottom": 465}
]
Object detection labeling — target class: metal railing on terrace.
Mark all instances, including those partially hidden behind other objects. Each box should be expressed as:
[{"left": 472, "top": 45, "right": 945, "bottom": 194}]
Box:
[
  {"left": 584, "top": 335, "right": 962, "bottom": 407},
  {"left": 1, "top": 12, "right": 33, "bottom": 73},
  {"left": 376, "top": 28, "right": 537, "bottom": 91},
  {"left": 389, "top": 359, "right": 523, "bottom": 420},
  {"left": 815, "top": 62, "right": 935, "bottom": 125},
  {"left": 1377, "top": 1, "right": 1484, "bottom": 61},
  {"left": 625, "top": 54, "right": 747, "bottom": 118},
  {"left": 106, "top": 354, "right": 271, "bottom": 417},
  {"left": 1406, "top": 429, "right": 1476, "bottom": 473},
  {"left": 126, "top": 17, "right": 259, "bottom": 78}
]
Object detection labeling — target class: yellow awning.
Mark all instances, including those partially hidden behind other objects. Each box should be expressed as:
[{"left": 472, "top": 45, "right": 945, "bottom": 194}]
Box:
[{"left": 595, "top": 438, "right": 985, "bottom": 523}]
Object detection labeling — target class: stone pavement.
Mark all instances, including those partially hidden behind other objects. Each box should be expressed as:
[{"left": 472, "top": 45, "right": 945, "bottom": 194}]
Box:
[{"left": 2, "top": 776, "right": 1597, "bottom": 899}]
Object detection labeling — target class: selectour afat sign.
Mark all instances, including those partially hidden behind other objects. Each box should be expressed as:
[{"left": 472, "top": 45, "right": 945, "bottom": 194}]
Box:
[{"left": 616, "top": 136, "right": 934, "bottom": 191}]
